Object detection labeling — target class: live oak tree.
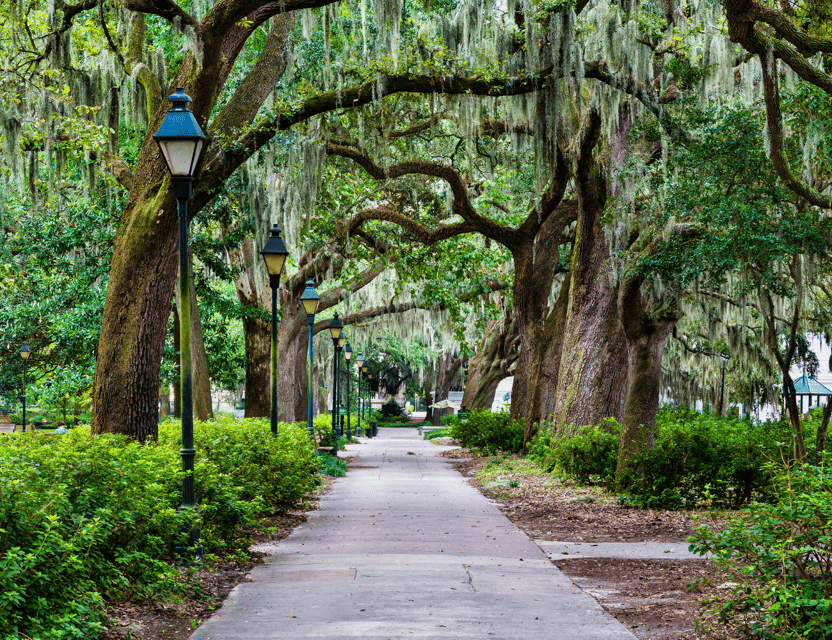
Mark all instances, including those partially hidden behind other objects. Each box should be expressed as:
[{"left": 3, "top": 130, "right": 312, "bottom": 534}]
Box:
[{"left": 5, "top": 0, "right": 830, "bottom": 466}]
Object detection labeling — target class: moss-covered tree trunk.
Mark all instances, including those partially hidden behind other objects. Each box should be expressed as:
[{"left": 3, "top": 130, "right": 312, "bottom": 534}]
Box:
[
  {"left": 552, "top": 112, "right": 628, "bottom": 438},
  {"left": 277, "top": 282, "right": 312, "bottom": 423},
  {"left": 91, "top": 11, "right": 300, "bottom": 439},
  {"left": 615, "top": 276, "right": 679, "bottom": 480},
  {"left": 462, "top": 310, "right": 519, "bottom": 410}
]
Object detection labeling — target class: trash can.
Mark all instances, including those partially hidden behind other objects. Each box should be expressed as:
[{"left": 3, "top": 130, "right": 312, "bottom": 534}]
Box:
[{"left": 371, "top": 421, "right": 378, "bottom": 437}]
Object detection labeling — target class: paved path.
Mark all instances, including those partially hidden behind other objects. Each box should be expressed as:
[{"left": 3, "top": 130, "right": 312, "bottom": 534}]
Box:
[{"left": 189, "top": 428, "right": 636, "bottom": 639}]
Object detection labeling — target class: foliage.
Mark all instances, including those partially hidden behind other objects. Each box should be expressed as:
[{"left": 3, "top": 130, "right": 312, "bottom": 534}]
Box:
[
  {"left": 619, "top": 410, "right": 787, "bottom": 509},
  {"left": 529, "top": 409, "right": 793, "bottom": 509},
  {"left": 689, "top": 458, "right": 832, "bottom": 639},
  {"left": 447, "top": 409, "right": 524, "bottom": 453},
  {"left": 380, "top": 397, "right": 404, "bottom": 417},
  {"left": 312, "top": 412, "right": 336, "bottom": 446},
  {"left": 530, "top": 418, "right": 621, "bottom": 484},
  {"left": 0, "top": 418, "right": 318, "bottom": 638},
  {"left": 314, "top": 450, "right": 347, "bottom": 477},
  {"left": 423, "top": 428, "right": 450, "bottom": 440}
]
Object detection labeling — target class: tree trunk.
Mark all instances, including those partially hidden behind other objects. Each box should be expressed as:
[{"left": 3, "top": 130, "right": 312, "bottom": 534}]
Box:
[
  {"left": 615, "top": 320, "right": 675, "bottom": 480},
  {"left": 173, "top": 305, "right": 181, "bottom": 419},
  {"left": 552, "top": 113, "right": 628, "bottom": 438},
  {"left": 91, "top": 164, "right": 179, "bottom": 440},
  {"left": 818, "top": 399, "right": 831, "bottom": 459},
  {"left": 91, "top": 14, "right": 298, "bottom": 440},
  {"left": 243, "top": 317, "right": 270, "bottom": 417},
  {"left": 461, "top": 309, "right": 519, "bottom": 410},
  {"left": 614, "top": 267, "right": 681, "bottom": 479},
  {"left": 159, "top": 385, "right": 170, "bottom": 419},
  {"left": 509, "top": 241, "right": 549, "bottom": 441},
  {"left": 538, "top": 269, "right": 572, "bottom": 427},
  {"left": 179, "top": 258, "right": 213, "bottom": 421}
]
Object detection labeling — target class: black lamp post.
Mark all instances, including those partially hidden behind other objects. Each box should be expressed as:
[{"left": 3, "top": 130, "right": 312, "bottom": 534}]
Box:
[
  {"left": 328, "top": 314, "right": 343, "bottom": 448},
  {"left": 300, "top": 280, "right": 320, "bottom": 441},
  {"left": 337, "top": 331, "right": 347, "bottom": 431},
  {"left": 20, "top": 344, "right": 29, "bottom": 432},
  {"left": 367, "top": 371, "right": 374, "bottom": 417},
  {"left": 260, "top": 226, "right": 289, "bottom": 437},
  {"left": 154, "top": 87, "right": 208, "bottom": 561},
  {"left": 354, "top": 351, "right": 364, "bottom": 435},
  {"left": 362, "top": 363, "right": 369, "bottom": 421},
  {"left": 344, "top": 342, "right": 353, "bottom": 440}
]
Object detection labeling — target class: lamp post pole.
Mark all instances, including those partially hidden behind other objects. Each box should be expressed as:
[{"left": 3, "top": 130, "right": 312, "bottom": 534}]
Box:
[
  {"left": 300, "top": 281, "right": 320, "bottom": 441},
  {"left": 362, "top": 364, "right": 369, "bottom": 421},
  {"left": 153, "top": 87, "right": 208, "bottom": 562},
  {"left": 337, "top": 332, "right": 346, "bottom": 440},
  {"left": 20, "top": 344, "right": 29, "bottom": 432},
  {"left": 368, "top": 371, "right": 373, "bottom": 419},
  {"left": 344, "top": 343, "right": 353, "bottom": 440},
  {"left": 260, "top": 226, "right": 289, "bottom": 437},
  {"left": 354, "top": 352, "right": 364, "bottom": 436},
  {"left": 327, "top": 314, "right": 343, "bottom": 448}
]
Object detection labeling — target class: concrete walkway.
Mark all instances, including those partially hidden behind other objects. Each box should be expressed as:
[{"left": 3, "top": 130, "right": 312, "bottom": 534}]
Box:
[{"left": 189, "top": 428, "right": 636, "bottom": 639}]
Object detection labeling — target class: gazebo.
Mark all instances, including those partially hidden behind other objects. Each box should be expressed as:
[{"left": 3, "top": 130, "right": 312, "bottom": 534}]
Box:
[{"left": 791, "top": 374, "right": 832, "bottom": 414}]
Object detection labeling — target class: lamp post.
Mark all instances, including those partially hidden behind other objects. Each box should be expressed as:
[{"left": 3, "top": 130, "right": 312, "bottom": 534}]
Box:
[
  {"left": 337, "top": 331, "right": 347, "bottom": 435},
  {"left": 718, "top": 354, "right": 728, "bottom": 415},
  {"left": 368, "top": 371, "right": 374, "bottom": 416},
  {"left": 260, "top": 226, "right": 289, "bottom": 437},
  {"left": 154, "top": 87, "right": 208, "bottom": 561},
  {"left": 300, "top": 280, "right": 320, "bottom": 440},
  {"left": 362, "top": 364, "right": 369, "bottom": 421},
  {"left": 344, "top": 342, "right": 353, "bottom": 440},
  {"left": 20, "top": 344, "right": 29, "bottom": 432},
  {"left": 354, "top": 351, "right": 364, "bottom": 436},
  {"left": 328, "top": 314, "right": 343, "bottom": 448}
]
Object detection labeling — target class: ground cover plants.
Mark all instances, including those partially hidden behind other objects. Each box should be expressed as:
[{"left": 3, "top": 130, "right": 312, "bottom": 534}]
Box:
[
  {"left": 0, "top": 417, "right": 325, "bottom": 639},
  {"left": 689, "top": 457, "right": 832, "bottom": 639}
]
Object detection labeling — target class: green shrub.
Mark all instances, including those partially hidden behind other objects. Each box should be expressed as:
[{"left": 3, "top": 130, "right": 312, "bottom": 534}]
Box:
[
  {"left": 689, "top": 459, "right": 832, "bottom": 638},
  {"left": 381, "top": 398, "right": 402, "bottom": 417},
  {"left": 548, "top": 419, "right": 621, "bottom": 486},
  {"left": 311, "top": 413, "right": 336, "bottom": 447},
  {"left": 448, "top": 410, "right": 524, "bottom": 453},
  {"left": 528, "top": 409, "right": 787, "bottom": 508},
  {"left": 424, "top": 428, "right": 450, "bottom": 440},
  {"left": 315, "top": 451, "right": 347, "bottom": 477},
  {"left": 620, "top": 409, "right": 782, "bottom": 508},
  {"left": 0, "top": 418, "right": 319, "bottom": 638}
]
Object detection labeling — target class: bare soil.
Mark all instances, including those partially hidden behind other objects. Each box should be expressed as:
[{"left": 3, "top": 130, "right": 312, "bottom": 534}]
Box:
[{"left": 101, "top": 452, "right": 733, "bottom": 640}]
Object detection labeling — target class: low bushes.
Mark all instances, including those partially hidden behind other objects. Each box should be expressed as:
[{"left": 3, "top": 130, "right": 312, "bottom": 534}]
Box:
[
  {"left": 528, "top": 418, "right": 620, "bottom": 484},
  {"left": 447, "top": 410, "right": 524, "bottom": 453},
  {"left": 0, "top": 418, "right": 319, "bottom": 639},
  {"left": 689, "top": 459, "right": 832, "bottom": 639},
  {"left": 530, "top": 409, "right": 789, "bottom": 508},
  {"left": 620, "top": 410, "right": 784, "bottom": 509}
]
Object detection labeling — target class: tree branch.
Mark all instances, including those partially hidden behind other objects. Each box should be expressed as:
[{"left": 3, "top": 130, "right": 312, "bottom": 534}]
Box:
[{"left": 759, "top": 48, "right": 832, "bottom": 209}]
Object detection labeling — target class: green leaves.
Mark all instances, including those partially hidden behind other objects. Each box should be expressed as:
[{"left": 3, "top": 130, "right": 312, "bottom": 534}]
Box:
[
  {"left": 0, "top": 418, "right": 319, "bottom": 637},
  {"left": 689, "top": 458, "right": 832, "bottom": 638}
]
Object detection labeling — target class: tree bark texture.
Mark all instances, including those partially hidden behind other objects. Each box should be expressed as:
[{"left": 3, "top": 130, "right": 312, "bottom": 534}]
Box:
[
  {"left": 552, "top": 112, "right": 629, "bottom": 438},
  {"left": 615, "top": 281, "right": 678, "bottom": 479},
  {"left": 462, "top": 309, "right": 519, "bottom": 410},
  {"left": 91, "top": 10, "right": 301, "bottom": 439},
  {"left": 180, "top": 255, "right": 213, "bottom": 421}
]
